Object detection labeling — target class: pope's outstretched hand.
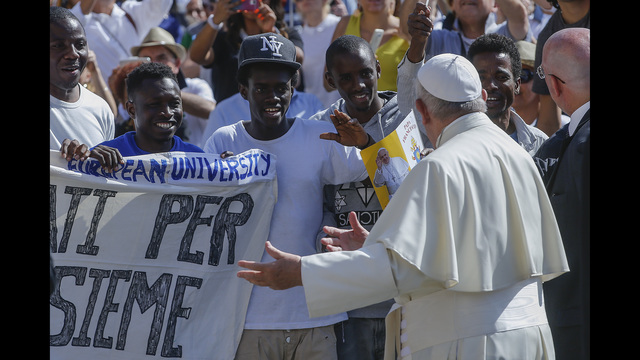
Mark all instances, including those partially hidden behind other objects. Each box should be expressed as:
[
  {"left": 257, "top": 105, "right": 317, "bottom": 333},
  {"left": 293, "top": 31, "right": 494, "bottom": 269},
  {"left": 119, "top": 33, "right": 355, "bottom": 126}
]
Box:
[
  {"left": 237, "top": 212, "right": 370, "bottom": 289},
  {"left": 237, "top": 241, "right": 302, "bottom": 290}
]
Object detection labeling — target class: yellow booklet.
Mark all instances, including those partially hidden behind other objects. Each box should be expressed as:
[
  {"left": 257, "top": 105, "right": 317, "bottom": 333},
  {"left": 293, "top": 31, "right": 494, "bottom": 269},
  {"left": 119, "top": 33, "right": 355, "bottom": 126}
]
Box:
[{"left": 361, "top": 111, "right": 425, "bottom": 209}]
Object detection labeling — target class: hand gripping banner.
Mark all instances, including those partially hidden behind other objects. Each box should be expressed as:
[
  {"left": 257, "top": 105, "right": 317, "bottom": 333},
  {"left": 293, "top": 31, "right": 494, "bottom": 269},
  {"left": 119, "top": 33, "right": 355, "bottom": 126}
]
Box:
[{"left": 49, "top": 149, "right": 278, "bottom": 360}]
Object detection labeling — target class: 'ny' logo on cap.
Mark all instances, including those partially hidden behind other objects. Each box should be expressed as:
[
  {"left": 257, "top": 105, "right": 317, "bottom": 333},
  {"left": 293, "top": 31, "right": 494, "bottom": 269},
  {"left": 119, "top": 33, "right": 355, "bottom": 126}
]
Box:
[{"left": 260, "top": 35, "right": 283, "bottom": 57}]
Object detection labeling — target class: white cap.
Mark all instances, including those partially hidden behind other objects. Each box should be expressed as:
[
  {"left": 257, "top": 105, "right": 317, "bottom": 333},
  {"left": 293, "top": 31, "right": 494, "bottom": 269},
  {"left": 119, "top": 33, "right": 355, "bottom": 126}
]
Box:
[{"left": 417, "top": 53, "right": 482, "bottom": 102}]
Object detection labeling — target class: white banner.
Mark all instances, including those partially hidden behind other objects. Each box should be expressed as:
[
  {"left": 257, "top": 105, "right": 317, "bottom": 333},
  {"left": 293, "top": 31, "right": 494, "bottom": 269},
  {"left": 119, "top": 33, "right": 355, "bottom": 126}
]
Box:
[{"left": 49, "top": 149, "right": 278, "bottom": 360}]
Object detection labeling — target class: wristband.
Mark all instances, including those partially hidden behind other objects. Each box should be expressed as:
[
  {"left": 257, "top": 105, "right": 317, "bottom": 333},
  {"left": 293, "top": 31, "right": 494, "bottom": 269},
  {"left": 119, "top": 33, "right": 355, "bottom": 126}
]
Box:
[
  {"left": 357, "top": 134, "right": 374, "bottom": 150},
  {"left": 207, "top": 14, "right": 222, "bottom": 30}
]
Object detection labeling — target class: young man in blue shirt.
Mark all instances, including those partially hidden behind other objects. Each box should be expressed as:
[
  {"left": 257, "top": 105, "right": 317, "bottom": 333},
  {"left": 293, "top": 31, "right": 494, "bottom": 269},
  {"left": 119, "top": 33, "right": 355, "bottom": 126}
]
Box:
[{"left": 61, "top": 62, "right": 203, "bottom": 171}]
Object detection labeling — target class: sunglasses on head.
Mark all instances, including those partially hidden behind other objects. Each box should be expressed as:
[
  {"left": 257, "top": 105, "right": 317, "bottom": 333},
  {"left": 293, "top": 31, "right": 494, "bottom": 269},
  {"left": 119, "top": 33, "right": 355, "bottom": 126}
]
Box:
[{"left": 520, "top": 68, "right": 534, "bottom": 83}]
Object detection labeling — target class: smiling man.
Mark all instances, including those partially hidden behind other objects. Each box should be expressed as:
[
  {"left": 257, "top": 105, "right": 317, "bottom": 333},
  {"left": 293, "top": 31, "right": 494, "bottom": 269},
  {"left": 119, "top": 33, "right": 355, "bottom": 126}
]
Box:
[
  {"left": 61, "top": 62, "right": 203, "bottom": 171},
  {"left": 129, "top": 27, "right": 216, "bottom": 148},
  {"left": 50, "top": 6, "right": 115, "bottom": 150},
  {"left": 467, "top": 33, "right": 547, "bottom": 155},
  {"left": 312, "top": 35, "right": 429, "bottom": 149},
  {"left": 396, "top": 0, "right": 532, "bottom": 136},
  {"left": 307, "top": 34, "right": 429, "bottom": 360},
  {"left": 202, "top": 32, "right": 372, "bottom": 360}
]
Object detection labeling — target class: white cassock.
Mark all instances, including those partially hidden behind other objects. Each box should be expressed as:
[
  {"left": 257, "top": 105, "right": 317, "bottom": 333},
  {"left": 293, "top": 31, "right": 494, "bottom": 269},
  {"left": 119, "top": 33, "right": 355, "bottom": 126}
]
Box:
[
  {"left": 301, "top": 112, "right": 569, "bottom": 360},
  {"left": 373, "top": 156, "right": 411, "bottom": 196}
]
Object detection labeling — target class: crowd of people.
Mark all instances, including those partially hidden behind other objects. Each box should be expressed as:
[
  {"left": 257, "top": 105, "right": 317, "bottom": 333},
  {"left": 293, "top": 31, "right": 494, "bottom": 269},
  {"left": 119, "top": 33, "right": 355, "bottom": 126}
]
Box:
[{"left": 50, "top": 0, "right": 590, "bottom": 359}]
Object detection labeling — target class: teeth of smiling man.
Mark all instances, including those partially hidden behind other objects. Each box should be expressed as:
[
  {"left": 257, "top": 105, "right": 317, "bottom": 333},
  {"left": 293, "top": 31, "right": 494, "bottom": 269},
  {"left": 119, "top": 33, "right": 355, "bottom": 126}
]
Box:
[{"left": 156, "top": 122, "right": 173, "bottom": 129}]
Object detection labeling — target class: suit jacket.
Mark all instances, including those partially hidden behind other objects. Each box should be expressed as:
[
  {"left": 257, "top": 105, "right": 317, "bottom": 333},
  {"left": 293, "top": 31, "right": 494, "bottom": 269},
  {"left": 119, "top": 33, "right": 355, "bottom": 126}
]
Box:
[{"left": 534, "top": 109, "right": 590, "bottom": 359}]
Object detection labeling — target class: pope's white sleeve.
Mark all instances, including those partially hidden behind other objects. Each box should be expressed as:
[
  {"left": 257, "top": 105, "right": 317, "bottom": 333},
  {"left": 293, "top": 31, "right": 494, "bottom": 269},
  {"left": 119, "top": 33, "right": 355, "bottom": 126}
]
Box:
[{"left": 301, "top": 243, "right": 399, "bottom": 318}]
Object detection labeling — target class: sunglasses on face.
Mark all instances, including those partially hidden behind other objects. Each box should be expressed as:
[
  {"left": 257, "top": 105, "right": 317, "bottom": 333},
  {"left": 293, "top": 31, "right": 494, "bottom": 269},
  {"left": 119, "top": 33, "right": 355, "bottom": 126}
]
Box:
[{"left": 520, "top": 68, "right": 534, "bottom": 83}]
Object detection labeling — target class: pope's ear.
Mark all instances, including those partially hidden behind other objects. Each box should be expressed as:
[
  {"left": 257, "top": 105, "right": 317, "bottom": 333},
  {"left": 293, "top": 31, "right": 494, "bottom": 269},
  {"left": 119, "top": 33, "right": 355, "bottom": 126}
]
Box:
[{"left": 415, "top": 98, "right": 429, "bottom": 126}]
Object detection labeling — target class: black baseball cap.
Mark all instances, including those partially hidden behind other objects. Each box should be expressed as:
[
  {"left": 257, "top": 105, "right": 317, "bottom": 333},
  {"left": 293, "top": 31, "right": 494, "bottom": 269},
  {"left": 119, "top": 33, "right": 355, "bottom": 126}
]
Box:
[{"left": 237, "top": 32, "right": 301, "bottom": 72}]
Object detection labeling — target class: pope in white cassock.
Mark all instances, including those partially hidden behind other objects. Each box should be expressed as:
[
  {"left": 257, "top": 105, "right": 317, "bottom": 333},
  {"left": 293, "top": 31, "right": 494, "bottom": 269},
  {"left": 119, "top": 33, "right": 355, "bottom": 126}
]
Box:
[{"left": 237, "top": 53, "right": 569, "bottom": 360}]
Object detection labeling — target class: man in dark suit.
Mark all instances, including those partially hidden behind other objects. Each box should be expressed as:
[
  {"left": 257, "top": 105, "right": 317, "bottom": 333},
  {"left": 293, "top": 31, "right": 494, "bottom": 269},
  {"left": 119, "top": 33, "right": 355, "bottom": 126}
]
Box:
[{"left": 533, "top": 27, "right": 590, "bottom": 360}]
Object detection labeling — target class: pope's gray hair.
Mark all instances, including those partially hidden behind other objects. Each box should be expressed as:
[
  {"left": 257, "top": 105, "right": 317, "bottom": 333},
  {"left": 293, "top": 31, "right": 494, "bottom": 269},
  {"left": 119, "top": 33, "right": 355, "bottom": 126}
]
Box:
[{"left": 414, "top": 81, "right": 486, "bottom": 121}]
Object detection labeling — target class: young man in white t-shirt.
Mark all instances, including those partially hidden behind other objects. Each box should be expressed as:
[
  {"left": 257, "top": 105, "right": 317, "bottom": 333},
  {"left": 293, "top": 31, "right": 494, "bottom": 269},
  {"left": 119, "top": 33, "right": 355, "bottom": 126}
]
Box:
[
  {"left": 203, "top": 32, "right": 372, "bottom": 360},
  {"left": 50, "top": 6, "right": 114, "bottom": 150}
]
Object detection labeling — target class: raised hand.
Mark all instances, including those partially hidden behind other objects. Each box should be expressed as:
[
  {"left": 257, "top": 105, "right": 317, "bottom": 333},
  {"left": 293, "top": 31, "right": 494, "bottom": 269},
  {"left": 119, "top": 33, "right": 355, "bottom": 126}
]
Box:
[
  {"left": 255, "top": 1, "right": 277, "bottom": 32},
  {"left": 407, "top": 3, "right": 433, "bottom": 41},
  {"left": 319, "top": 109, "right": 371, "bottom": 148},
  {"left": 321, "top": 211, "right": 369, "bottom": 251},
  {"left": 406, "top": 3, "right": 433, "bottom": 63}
]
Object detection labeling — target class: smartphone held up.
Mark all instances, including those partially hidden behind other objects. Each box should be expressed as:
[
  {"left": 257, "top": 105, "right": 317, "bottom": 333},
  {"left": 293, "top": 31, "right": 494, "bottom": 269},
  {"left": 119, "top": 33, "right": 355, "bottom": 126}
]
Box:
[
  {"left": 232, "top": 0, "right": 260, "bottom": 12},
  {"left": 119, "top": 56, "right": 151, "bottom": 66}
]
